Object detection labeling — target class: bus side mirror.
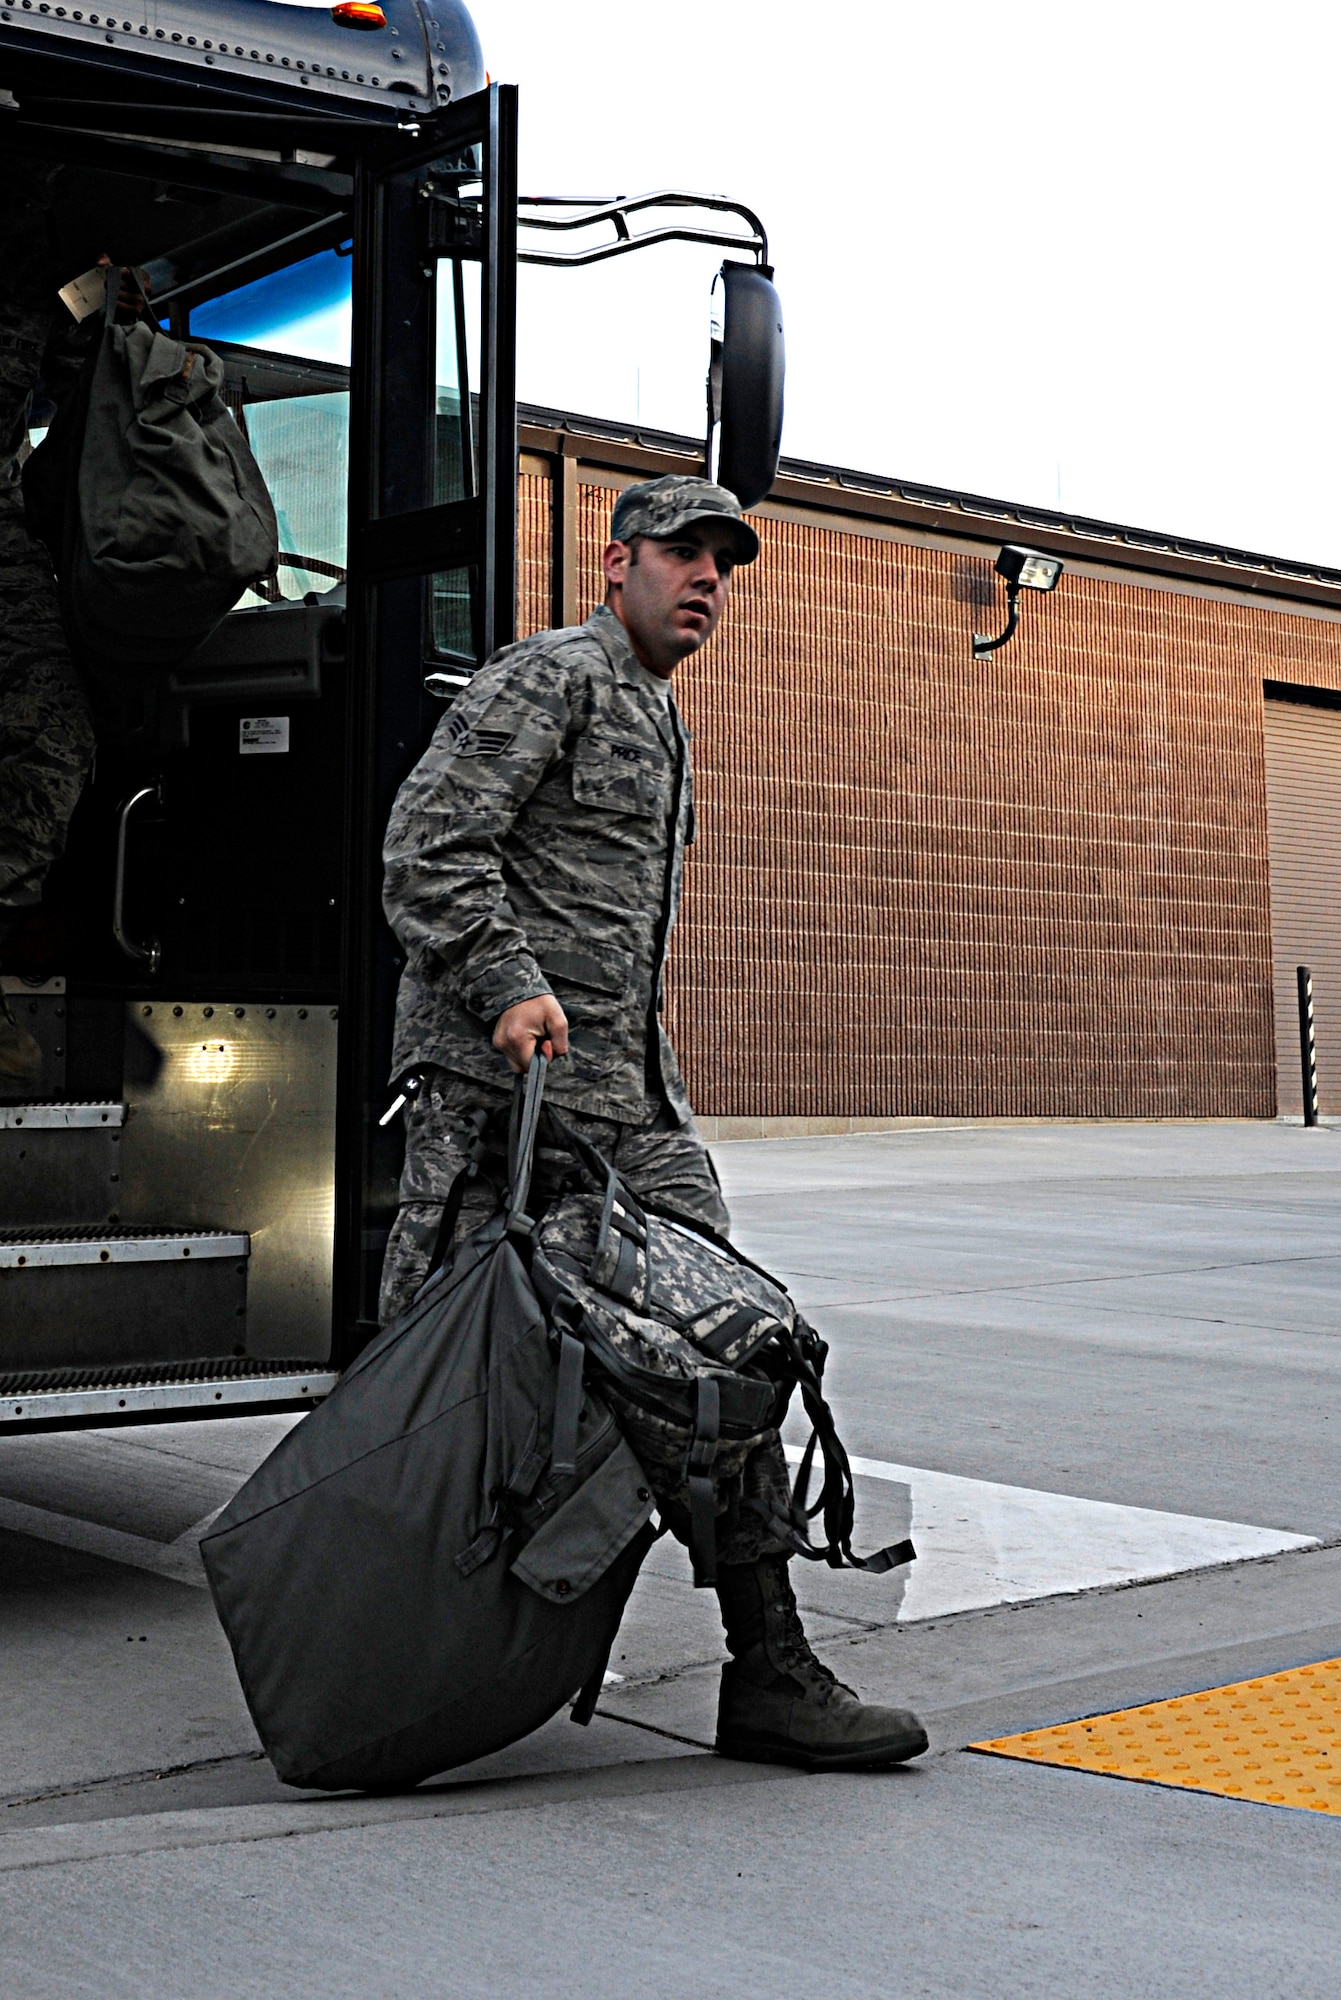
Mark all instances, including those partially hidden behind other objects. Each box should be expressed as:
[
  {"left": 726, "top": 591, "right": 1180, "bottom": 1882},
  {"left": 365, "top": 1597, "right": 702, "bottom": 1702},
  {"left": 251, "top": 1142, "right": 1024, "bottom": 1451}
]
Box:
[{"left": 707, "top": 262, "right": 785, "bottom": 511}]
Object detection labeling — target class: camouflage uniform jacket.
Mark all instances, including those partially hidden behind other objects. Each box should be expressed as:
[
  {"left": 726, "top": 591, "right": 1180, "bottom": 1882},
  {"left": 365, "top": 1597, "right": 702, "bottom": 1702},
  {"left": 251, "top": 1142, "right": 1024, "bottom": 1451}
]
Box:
[
  {"left": 383, "top": 605, "right": 696, "bottom": 1124},
  {"left": 0, "top": 159, "right": 95, "bottom": 911}
]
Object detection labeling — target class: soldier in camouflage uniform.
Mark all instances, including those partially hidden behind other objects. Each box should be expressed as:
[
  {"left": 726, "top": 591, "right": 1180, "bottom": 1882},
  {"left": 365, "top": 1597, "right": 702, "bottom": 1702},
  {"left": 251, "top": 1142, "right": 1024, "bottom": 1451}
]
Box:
[
  {"left": 0, "top": 159, "right": 96, "bottom": 1081},
  {"left": 381, "top": 474, "right": 926, "bottom": 1771}
]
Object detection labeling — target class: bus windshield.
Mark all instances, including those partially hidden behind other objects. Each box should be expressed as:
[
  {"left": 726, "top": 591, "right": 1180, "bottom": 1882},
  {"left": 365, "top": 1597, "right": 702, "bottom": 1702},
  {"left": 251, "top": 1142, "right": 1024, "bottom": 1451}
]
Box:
[
  {"left": 190, "top": 249, "right": 352, "bottom": 607},
  {"left": 189, "top": 241, "right": 479, "bottom": 652}
]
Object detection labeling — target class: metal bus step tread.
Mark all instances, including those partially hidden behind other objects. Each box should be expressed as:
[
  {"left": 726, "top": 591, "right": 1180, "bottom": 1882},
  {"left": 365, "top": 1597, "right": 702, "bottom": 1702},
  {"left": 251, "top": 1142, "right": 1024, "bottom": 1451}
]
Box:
[
  {"left": 0, "top": 1354, "right": 322, "bottom": 1397},
  {"left": 0, "top": 1229, "right": 249, "bottom": 1270},
  {"left": 0, "top": 1102, "right": 124, "bottom": 1130},
  {"left": 0, "top": 1353, "right": 339, "bottom": 1428}
]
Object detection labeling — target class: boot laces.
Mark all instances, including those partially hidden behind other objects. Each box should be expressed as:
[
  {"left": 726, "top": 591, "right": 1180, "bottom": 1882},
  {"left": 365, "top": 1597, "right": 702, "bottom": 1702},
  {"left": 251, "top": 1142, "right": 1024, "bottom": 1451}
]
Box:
[{"left": 769, "top": 1592, "right": 838, "bottom": 1689}]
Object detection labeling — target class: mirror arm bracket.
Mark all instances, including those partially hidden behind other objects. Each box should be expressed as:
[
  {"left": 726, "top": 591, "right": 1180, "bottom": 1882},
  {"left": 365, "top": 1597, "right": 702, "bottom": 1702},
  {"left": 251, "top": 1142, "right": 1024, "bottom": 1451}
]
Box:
[{"left": 517, "top": 190, "right": 768, "bottom": 269}]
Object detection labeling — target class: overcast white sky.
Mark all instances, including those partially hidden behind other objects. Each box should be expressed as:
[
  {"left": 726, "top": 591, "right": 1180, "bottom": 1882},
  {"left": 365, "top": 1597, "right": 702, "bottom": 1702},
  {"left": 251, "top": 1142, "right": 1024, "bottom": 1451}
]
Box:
[{"left": 469, "top": 0, "right": 1341, "bottom": 569}]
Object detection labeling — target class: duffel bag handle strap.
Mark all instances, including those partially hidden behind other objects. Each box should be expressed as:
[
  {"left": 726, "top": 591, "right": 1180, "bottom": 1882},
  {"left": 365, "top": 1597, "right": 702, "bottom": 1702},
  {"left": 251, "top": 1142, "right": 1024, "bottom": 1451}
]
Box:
[
  {"left": 505, "top": 1050, "right": 549, "bottom": 1235},
  {"left": 103, "top": 264, "right": 154, "bottom": 333}
]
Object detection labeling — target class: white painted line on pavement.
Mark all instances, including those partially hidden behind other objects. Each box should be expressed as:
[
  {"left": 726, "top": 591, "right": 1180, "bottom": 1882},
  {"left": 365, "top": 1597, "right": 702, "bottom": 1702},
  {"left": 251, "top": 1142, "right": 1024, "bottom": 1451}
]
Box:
[
  {"left": 783, "top": 1444, "right": 1319, "bottom": 1621},
  {"left": 0, "top": 1496, "right": 207, "bottom": 1588},
  {"left": 1, "top": 1448, "right": 1316, "bottom": 1623}
]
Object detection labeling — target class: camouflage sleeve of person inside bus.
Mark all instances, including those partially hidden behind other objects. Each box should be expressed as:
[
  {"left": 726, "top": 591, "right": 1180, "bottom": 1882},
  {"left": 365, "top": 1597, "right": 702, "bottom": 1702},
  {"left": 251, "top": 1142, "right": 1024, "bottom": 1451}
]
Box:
[{"left": 382, "top": 634, "right": 580, "bottom": 1029}]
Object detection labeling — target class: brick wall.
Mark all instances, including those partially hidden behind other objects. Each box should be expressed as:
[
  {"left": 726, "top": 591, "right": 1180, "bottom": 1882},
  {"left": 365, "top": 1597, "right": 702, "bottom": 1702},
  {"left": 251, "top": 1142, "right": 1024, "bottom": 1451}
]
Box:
[
  {"left": 516, "top": 467, "right": 552, "bottom": 642},
  {"left": 517, "top": 461, "right": 1341, "bottom": 1119}
]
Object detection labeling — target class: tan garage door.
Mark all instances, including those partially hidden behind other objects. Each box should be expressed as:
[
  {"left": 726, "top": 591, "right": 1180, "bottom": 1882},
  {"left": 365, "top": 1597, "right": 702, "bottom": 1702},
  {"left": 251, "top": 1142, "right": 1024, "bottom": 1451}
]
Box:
[{"left": 1263, "top": 697, "right": 1341, "bottom": 1115}]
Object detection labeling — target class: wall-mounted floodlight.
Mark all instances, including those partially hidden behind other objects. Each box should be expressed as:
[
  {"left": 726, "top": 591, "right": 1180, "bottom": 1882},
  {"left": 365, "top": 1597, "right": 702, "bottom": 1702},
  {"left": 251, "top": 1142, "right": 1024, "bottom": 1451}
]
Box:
[{"left": 972, "top": 545, "right": 1063, "bottom": 659}]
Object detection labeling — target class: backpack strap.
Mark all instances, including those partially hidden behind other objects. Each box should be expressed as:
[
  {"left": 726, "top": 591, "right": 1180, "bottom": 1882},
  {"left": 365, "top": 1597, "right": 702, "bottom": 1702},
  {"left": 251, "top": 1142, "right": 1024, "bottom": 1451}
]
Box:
[
  {"left": 744, "top": 1339, "right": 917, "bottom": 1574},
  {"left": 569, "top": 1645, "right": 610, "bottom": 1727},
  {"left": 684, "top": 1300, "right": 779, "bottom": 1366},
  {"left": 546, "top": 1104, "right": 803, "bottom": 1307},
  {"left": 549, "top": 1316, "right": 586, "bottom": 1479},
  {"left": 424, "top": 1105, "right": 494, "bottom": 1280},
  {"left": 588, "top": 1166, "right": 650, "bottom": 1309},
  {"left": 686, "top": 1375, "right": 721, "bottom": 1587}
]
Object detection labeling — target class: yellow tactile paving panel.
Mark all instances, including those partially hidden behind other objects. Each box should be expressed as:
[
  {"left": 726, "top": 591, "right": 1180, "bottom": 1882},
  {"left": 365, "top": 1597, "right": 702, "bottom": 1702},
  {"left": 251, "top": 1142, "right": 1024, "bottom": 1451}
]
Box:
[{"left": 973, "top": 1657, "right": 1341, "bottom": 1814}]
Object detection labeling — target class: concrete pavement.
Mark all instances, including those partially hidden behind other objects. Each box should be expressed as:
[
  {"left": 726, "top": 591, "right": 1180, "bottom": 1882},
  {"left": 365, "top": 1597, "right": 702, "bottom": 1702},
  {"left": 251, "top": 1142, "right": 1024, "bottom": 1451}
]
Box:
[{"left": 1, "top": 1119, "right": 1339, "bottom": 1996}]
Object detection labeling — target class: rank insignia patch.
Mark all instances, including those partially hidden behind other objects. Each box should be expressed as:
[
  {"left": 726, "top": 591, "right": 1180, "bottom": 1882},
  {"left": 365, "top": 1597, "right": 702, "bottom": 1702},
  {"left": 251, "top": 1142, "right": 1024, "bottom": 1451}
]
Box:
[{"left": 447, "top": 712, "right": 515, "bottom": 757}]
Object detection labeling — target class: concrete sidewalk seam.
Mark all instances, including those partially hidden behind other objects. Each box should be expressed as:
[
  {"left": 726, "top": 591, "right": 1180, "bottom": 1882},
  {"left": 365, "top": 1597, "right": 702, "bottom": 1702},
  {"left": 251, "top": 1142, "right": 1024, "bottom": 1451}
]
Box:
[
  {"left": 783, "top": 1246, "right": 1341, "bottom": 1314},
  {"left": 590, "top": 1706, "right": 713, "bottom": 1751},
  {"left": 1, "top": 1750, "right": 268, "bottom": 1817},
  {"left": 0, "top": 1757, "right": 790, "bottom": 1877}
]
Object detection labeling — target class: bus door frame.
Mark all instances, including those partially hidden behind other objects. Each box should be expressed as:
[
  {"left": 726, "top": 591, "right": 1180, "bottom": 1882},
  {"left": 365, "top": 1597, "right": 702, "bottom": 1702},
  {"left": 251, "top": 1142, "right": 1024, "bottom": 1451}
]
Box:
[{"left": 335, "top": 82, "right": 518, "bottom": 1360}]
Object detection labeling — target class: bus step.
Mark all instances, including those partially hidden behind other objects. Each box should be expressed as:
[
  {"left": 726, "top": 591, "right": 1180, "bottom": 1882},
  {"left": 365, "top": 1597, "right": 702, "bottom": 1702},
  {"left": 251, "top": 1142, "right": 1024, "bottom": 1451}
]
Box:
[
  {"left": 0, "top": 1229, "right": 250, "bottom": 1372},
  {"left": 0, "top": 1101, "right": 125, "bottom": 1230},
  {"left": 0, "top": 976, "right": 66, "bottom": 1100},
  {"left": 0, "top": 1354, "right": 336, "bottom": 1432}
]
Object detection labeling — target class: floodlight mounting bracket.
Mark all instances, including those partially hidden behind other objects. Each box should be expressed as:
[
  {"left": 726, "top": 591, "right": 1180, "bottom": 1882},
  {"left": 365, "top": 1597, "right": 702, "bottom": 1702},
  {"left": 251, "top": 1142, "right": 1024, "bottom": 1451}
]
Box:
[{"left": 973, "top": 583, "right": 1021, "bottom": 659}]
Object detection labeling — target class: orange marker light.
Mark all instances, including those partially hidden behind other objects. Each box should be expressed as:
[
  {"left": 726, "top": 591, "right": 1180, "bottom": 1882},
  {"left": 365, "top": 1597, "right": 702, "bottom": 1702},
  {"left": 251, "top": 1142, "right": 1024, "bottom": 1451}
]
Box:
[{"left": 331, "top": 1, "right": 386, "bottom": 27}]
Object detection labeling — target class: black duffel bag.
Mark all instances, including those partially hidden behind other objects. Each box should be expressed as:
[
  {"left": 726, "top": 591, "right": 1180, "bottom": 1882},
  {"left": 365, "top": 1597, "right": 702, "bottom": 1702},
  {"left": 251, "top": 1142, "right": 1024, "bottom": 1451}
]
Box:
[
  {"left": 204, "top": 1056, "right": 911, "bottom": 1792},
  {"left": 201, "top": 1061, "right": 656, "bottom": 1792}
]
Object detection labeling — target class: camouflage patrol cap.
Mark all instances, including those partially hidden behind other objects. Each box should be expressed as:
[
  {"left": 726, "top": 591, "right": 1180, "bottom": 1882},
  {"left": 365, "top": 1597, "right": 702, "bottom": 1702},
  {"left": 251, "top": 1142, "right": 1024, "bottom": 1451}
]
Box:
[{"left": 610, "top": 474, "right": 760, "bottom": 563}]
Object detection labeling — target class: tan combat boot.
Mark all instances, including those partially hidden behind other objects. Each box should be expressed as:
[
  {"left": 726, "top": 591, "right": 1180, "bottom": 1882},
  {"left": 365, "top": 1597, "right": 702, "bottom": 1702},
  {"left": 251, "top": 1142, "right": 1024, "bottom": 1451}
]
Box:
[{"left": 714, "top": 1555, "right": 928, "bottom": 1771}]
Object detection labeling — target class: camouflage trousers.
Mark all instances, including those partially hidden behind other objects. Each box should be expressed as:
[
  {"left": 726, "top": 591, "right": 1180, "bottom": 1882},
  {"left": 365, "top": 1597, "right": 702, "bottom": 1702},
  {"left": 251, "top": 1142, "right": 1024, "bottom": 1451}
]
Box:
[
  {"left": 0, "top": 480, "right": 96, "bottom": 912},
  {"left": 379, "top": 1065, "right": 793, "bottom": 1565},
  {"left": 0, "top": 161, "right": 96, "bottom": 913}
]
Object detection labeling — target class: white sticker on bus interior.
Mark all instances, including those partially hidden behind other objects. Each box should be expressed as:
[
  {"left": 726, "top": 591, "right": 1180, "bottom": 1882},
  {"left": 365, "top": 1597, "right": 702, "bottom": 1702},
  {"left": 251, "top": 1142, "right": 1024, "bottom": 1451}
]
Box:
[{"left": 239, "top": 716, "right": 290, "bottom": 755}]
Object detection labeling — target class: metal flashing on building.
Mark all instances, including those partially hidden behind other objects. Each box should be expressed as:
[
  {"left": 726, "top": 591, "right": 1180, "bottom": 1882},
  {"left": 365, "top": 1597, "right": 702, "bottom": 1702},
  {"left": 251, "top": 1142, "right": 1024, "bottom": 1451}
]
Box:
[{"left": 517, "top": 403, "right": 1341, "bottom": 615}]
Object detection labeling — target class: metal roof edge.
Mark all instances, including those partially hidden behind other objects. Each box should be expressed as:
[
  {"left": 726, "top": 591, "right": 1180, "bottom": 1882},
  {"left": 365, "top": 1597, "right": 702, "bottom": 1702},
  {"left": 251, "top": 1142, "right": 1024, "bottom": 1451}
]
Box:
[{"left": 516, "top": 404, "right": 1341, "bottom": 613}]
